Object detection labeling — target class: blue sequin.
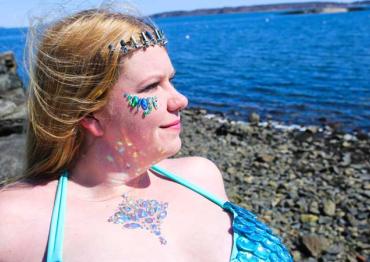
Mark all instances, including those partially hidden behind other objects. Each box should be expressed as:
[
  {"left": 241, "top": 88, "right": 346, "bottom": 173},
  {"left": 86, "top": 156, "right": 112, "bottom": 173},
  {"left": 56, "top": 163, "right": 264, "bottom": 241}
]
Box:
[
  {"left": 223, "top": 201, "right": 293, "bottom": 262},
  {"left": 236, "top": 252, "right": 254, "bottom": 262},
  {"left": 237, "top": 237, "right": 258, "bottom": 252},
  {"left": 124, "top": 223, "right": 141, "bottom": 229}
]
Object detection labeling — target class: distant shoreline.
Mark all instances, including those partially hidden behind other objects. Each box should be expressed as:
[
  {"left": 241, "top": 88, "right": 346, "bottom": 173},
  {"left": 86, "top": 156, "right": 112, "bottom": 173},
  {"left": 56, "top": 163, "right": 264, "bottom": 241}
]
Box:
[{"left": 151, "top": 1, "right": 370, "bottom": 18}]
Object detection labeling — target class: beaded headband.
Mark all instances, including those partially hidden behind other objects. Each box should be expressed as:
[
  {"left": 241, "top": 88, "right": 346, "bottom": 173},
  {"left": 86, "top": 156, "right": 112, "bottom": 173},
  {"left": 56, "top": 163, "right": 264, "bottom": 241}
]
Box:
[{"left": 108, "top": 28, "right": 168, "bottom": 54}]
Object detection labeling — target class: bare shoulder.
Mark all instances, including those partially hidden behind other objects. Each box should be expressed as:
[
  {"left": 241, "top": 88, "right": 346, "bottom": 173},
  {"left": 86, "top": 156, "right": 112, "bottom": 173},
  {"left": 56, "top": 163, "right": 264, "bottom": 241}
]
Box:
[
  {"left": 0, "top": 184, "right": 39, "bottom": 226},
  {"left": 0, "top": 182, "right": 56, "bottom": 260},
  {"left": 157, "top": 156, "right": 229, "bottom": 201},
  {"left": 0, "top": 181, "right": 56, "bottom": 212}
]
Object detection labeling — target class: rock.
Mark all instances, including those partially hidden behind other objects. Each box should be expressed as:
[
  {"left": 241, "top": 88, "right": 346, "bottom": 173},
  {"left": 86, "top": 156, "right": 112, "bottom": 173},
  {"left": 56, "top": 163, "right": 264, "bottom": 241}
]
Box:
[
  {"left": 345, "top": 255, "right": 358, "bottom": 262},
  {"left": 343, "top": 134, "right": 356, "bottom": 141},
  {"left": 306, "top": 126, "right": 319, "bottom": 134},
  {"left": 255, "top": 153, "right": 274, "bottom": 163},
  {"left": 248, "top": 112, "right": 260, "bottom": 125},
  {"left": 300, "top": 214, "right": 319, "bottom": 223},
  {"left": 215, "top": 124, "right": 229, "bottom": 136},
  {"left": 356, "top": 255, "right": 367, "bottom": 262},
  {"left": 326, "top": 243, "right": 343, "bottom": 255},
  {"left": 345, "top": 214, "right": 360, "bottom": 227},
  {"left": 0, "top": 133, "right": 25, "bottom": 184},
  {"left": 300, "top": 234, "right": 331, "bottom": 257},
  {"left": 243, "top": 176, "right": 254, "bottom": 183},
  {"left": 271, "top": 196, "right": 282, "bottom": 207},
  {"left": 0, "top": 99, "right": 17, "bottom": 118},
  {"left": 323, "top": 200, "right": 336, "bottom": 216},
  {"left": 237, "top": 123, "right": 253, "bottom": 134},
  {"left": 292, "top": 250, "right": 302, "bottom": 261},
  {"left": 0, "top": 52, "right": 23, "bottom": 92},
  {"left": 344, "top": 168, "right": 355, "bottom": 176},
  {"left": 340, "top": 153, "right": 352, "bottom": 167},
  {"left": 296, "top": 198, "right": 308, "bottom": 212},
  {"left": 356, "top": 131, "right": 368, "bottom": 140},
  {"left": 0, "top": 52, "right": 26, "bottom": 137},
  {"left": 226, "top": 166, "right": 237, "bottom": 175},
  {"left": 342, "top": 141, "right": 351, "bottom": 148},
  {"left": 309, "top": 201, "right": 320, "bottom": 215}
]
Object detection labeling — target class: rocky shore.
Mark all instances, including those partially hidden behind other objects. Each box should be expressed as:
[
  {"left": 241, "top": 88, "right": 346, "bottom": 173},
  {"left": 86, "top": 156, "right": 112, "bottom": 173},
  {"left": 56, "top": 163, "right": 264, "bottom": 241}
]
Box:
[
  {"left": 1, "top": 51, "right": 369, "bottom": 261},
  {"left": 176, "top": 109, "right": 370, "bottom": 262}
]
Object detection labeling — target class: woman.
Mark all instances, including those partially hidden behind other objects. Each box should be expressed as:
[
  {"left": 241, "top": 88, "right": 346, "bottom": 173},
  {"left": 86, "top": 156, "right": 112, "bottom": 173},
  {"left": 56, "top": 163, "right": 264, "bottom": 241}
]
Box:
[{"left": 0, "top": 8, "right": 293, "bottom": 262}]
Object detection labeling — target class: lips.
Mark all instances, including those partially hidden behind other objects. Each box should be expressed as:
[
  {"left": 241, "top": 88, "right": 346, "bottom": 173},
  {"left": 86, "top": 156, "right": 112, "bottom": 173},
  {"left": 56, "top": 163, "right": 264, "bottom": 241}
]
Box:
[{"left": 160, "top": 119, "right": 181, "bottom": 128}]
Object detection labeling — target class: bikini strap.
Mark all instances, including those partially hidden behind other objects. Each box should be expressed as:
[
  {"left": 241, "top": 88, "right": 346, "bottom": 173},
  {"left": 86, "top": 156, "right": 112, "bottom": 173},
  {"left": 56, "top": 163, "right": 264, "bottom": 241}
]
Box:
[
  {"left": 46, "top": 170, "right": 68, "bottom": 262},
  {"left": 150, "top": 164, "right": 226, "bottom": 208}
]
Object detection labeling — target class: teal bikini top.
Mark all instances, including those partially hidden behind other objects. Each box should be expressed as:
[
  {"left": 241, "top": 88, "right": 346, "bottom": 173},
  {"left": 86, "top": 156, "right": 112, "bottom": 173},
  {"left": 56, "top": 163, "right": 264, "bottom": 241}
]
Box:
[{"left": 47, "top": 165, "right": 293, "bottom": 262}]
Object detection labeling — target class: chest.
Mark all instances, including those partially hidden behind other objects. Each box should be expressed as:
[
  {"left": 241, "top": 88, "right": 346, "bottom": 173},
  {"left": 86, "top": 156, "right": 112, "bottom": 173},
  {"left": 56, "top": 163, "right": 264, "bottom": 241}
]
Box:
[{"left": 61, "top": 193, "right": 233, "bottom": 262}]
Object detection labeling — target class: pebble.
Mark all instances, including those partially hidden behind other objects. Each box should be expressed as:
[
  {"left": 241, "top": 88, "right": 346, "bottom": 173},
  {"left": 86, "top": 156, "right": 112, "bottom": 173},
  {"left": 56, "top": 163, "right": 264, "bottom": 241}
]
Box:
[
  {"left": 300, "top": 235, "right": 331, "bottom": 257},
  {"left": 323, "top": 200, "right": 336, "bottom": 216}
]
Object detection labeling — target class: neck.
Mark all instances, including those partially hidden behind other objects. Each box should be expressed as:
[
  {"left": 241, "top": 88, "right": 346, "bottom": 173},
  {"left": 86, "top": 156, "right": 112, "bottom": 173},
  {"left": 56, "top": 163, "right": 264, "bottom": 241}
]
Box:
[{"left": 66, "top": 140, "right": 163, "bottom": 202}]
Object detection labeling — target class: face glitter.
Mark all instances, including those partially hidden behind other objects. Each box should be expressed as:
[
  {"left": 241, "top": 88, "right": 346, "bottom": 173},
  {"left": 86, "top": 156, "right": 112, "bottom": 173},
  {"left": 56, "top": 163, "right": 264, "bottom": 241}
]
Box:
[
  {"left": 115, "top": 141, "right": 125, "bottom": 155},
  {"left": 123, "top": 93, "right": 158, "bottom": 117},
  {"left": 106, "top": 155, "right": 114, "bottom": 163},
  {"left": 108, "top": 193, "right": 169, "bottom": 245}
]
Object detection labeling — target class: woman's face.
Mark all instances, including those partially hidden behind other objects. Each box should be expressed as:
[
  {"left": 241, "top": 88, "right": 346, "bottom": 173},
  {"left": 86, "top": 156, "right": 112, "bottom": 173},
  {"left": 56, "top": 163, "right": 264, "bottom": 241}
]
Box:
[{"left": 96, "top": 45, "right": 188, "bottom": 171}]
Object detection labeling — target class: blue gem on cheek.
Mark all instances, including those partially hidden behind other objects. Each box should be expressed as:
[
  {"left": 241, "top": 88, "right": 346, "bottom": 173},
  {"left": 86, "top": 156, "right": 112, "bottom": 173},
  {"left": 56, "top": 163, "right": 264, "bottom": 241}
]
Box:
[{"left": 141, "top": 98, "right": 148, "bottom": 110}]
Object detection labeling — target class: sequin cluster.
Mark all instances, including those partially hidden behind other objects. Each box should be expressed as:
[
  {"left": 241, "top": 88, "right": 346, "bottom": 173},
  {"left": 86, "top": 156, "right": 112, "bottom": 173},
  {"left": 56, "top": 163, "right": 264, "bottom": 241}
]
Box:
[
  {"left": 108, "top": 193, "right": 169, "bottom": 245},
  {"left": 223, "top": 202, "right": 294, "bottom": 262},
  {"left": 124, "top": 93, "right": 158, "bottom": 117}
]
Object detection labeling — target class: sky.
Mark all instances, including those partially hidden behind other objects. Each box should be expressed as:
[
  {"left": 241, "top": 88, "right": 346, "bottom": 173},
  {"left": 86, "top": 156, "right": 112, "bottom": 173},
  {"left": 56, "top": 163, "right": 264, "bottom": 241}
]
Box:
[{"left": 0, "top": 0, "right": 355, "bottom": 28}]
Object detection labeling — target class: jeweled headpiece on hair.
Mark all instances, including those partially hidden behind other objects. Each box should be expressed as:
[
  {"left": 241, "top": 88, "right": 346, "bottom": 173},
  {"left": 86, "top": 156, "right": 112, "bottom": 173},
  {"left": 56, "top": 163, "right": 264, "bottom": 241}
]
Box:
[{"left": 108, "top": 28, "right": 168, "bottom": 55}]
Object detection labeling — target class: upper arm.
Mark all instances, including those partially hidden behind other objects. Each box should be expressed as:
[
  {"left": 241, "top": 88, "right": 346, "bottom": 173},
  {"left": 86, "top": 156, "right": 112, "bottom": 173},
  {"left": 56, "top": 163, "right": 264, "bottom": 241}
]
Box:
[
  {"left": 0, "top": 189, "right": 46, "bottom": 261},
  {"left": 0, "top": 191, "right": 22, "bottom": 260}
]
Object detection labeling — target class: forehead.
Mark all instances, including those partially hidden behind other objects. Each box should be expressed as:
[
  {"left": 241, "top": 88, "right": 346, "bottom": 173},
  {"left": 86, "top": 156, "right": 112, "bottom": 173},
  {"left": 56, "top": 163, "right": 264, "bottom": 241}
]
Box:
[{"left": 119, "top": 46, "right": 174, "bottom": 83}]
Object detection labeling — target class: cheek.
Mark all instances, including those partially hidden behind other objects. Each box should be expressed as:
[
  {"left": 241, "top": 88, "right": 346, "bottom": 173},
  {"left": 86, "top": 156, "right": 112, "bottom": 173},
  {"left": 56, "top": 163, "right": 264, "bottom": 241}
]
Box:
[
  {"left": 117, "top": 108, "right": 160, "bottom": 143},
  {"left": 110, "top": 92, "right": 165, "bottom": 139}
]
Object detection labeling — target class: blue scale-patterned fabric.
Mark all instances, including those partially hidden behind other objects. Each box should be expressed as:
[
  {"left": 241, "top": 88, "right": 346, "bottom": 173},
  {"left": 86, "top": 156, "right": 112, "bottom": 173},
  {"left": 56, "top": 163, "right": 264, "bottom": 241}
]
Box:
[{"left": 223, "top": 202, "right": 294, "bottom": 262}]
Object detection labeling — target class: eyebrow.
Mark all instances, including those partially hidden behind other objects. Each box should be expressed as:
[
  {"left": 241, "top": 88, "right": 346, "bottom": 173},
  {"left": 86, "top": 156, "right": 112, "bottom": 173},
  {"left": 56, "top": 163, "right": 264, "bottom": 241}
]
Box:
[{"left": 137, "top": 69, "right": 176, "bottom": 88}]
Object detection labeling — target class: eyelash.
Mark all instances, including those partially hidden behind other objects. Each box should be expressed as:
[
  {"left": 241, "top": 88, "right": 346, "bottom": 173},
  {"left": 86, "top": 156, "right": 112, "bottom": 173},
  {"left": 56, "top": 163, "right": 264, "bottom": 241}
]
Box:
[
  {"left": 143, "top": 82, "right": 159, "bottom": 91},
  {"left": 142, "top": 77, "right": 175, "bottom": 92}
]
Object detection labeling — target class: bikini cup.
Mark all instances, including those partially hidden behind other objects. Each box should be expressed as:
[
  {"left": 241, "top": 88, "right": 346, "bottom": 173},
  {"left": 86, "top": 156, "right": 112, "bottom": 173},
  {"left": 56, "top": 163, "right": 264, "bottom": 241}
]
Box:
[{"left": 223, "top": 202, "right": 293, "bottom": 262}]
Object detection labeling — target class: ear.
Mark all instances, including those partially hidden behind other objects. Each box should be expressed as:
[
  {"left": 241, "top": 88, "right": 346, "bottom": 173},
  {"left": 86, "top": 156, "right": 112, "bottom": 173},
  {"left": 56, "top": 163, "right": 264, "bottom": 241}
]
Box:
[{"left": 80, "top": 114, "right": 104, "bottom": 137}]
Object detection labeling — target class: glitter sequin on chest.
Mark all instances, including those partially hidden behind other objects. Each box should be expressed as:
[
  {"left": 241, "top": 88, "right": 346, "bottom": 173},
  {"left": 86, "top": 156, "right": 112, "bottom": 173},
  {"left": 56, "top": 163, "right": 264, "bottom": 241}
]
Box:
[{"left": 108, "top": 193, "right": 169, "bottom": 245}]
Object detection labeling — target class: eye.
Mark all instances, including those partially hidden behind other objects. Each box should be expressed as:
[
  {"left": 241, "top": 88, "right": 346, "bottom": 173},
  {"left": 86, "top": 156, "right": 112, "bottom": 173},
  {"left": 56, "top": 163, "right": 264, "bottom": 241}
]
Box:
[{"left": 141, "top": 82, "right": 159, "bottom": 92}]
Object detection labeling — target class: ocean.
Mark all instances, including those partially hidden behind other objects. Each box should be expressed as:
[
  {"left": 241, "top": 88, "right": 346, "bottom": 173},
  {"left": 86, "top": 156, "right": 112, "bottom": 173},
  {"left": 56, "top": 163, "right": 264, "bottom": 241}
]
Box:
[{"left": 1, "top": 10, "right": 369, "bottom": 132}]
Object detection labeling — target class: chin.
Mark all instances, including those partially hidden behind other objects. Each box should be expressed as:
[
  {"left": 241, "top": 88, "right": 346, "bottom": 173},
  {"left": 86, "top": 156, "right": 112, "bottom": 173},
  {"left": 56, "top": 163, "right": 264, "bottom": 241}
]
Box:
[{"left": 161, "top": 136, "right": 182, "bottom": 158}]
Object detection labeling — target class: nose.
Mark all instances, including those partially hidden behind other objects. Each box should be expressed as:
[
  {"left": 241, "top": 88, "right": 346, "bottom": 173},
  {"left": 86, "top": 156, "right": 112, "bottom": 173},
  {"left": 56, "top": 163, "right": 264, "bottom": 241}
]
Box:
[{"left": 167, "top": 88, "right": 188, "bottom": 113}]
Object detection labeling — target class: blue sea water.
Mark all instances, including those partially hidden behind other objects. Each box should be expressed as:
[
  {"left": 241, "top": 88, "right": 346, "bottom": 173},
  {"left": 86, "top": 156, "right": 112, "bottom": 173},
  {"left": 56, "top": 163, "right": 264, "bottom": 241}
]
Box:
[{"left": 1, "top": 10, "right": 370, "bottom": 131}]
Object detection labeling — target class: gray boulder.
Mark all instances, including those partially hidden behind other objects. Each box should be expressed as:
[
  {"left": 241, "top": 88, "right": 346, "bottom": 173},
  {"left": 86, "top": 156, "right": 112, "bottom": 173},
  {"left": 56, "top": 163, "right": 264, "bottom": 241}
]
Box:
[
  {"left": 0, "top": 51, "right": 27, "bottom": 183},
  {"left": 0, "top": 51, "right": 26, "bottom": 136}
]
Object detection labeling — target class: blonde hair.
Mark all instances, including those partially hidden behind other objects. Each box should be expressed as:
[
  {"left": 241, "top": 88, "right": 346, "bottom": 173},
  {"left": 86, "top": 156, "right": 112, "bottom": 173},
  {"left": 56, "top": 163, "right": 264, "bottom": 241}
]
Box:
[{"left": 2, "top": 9, "right": 159, "bottom": 186}]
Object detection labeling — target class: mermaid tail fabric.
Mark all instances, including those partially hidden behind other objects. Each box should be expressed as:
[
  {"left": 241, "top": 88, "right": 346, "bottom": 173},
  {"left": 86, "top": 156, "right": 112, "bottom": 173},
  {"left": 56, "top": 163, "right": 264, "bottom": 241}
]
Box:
[{"left": 223, "top": 202, "right": 294, "bottom": 262}]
